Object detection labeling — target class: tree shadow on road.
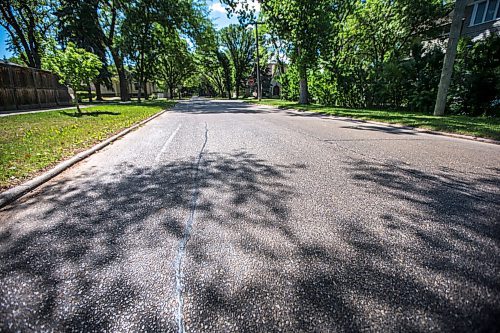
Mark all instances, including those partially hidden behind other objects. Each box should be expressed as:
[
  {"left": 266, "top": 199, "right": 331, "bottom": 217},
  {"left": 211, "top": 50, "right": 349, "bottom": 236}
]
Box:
[
  {"left": 173, "top": 99, "right": 275, "bottom": 114},
  {"left": 0, "top": 151, "right": 301, "bottom": 331},
  {"left": 181, "top": 155, "right": 500, "bottom": 332},
  {"left": 0, "top": 151, "right": 499, "bottom": 332}
]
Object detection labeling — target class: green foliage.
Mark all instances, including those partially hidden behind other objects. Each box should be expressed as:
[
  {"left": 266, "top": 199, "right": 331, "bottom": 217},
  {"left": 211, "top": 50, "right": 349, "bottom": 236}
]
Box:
[
  {"left": 277, "top": 65, "right": 299, "bottom": 101},
  {"left": 0, "top": 0, "right": 57, "bottom": 68},
  {"left": 258, "top": 0, "right": 498, "bottom": 118},
  {"left": 196, "top": 45, "right": 233, "bottom": 98},
  {"left": 403, "top": 44, "right": 444, "bottom": 113},
  {"left": 44, "top": 42, "right": 102, "bottom": 111},
  {"left": 157, "top": 29, "right": 196, "bottom": 98},
  {"left": 56, "top": 0, "right": 113, "bottom": 91},
  {"left": 450, "top": 35, "right": 500, "bottom": 117},
  {"left": 220, "top": 24, "right": 255, "bottom": 98}
]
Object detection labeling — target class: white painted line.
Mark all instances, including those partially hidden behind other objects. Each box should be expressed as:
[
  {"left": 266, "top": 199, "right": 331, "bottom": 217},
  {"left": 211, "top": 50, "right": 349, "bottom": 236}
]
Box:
[{"left": 155, "top": 124, "right": 181, "bottom": 163}]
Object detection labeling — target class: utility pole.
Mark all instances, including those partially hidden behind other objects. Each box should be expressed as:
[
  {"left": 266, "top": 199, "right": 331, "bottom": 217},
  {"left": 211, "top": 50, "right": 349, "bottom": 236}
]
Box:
[
  {"left": 434, "top": 0, "right": 467, "bottom": 116},
  {"left": 254, "top": 21, "right": 262, "bottom": 101}
]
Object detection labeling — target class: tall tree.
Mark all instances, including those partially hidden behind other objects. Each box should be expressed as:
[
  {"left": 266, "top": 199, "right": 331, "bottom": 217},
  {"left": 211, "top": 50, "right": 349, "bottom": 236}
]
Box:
[
  {"left": 321, "top": 0, "right": 446, "bottom": 108},
  {"left": 221, "top": 0, "right": 335, "bottom": 104},
  {"left": 194, "top": 24, "right": 233, "bottom": 98},
  {"left": 157, "top": 29, "right": 196, "bottom": 99},
  {"left": 220, "top": 24, "right": 255, "bottom": 98},
  {"left": 56, "top": 0, "right": 130, "bottom": 101},
  {"left": 56, "top": 0, "right": 111, "bottom": 101},
  {"left": 121, "top": 0, "right": 157, "bottom": 102},
  {"left": 98, "top": 0, "right": 130, "bottom": 101},
  {"left": 0, "top": 0, "right": 56, "bottom": 68}
]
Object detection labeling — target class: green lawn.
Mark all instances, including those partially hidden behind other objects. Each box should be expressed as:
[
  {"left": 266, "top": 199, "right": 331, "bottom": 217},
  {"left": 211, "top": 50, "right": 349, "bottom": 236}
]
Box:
[
  {"left": 249, "top": 99, "right": 500, "bottom": 141},
  {"left": 0, "top": 100, "right": 175, "bottom": 190}
]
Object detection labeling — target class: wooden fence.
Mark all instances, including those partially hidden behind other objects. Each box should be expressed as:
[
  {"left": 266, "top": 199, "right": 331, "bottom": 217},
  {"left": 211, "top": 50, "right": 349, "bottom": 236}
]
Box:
[{"left": 0, "top": 62, "right": 72, "bottom": 112}]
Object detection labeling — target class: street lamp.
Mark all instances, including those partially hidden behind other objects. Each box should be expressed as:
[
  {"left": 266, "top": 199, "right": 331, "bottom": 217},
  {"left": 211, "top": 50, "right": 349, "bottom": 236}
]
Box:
[{"left": 247, "top": 21, "right": 264, "bottom": 101}]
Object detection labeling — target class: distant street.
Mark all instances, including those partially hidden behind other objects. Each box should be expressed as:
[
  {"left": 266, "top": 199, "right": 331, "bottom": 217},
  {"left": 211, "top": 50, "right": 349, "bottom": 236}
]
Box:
[{"left": 1, "top": 98, "right": 499, "bottom": 332}]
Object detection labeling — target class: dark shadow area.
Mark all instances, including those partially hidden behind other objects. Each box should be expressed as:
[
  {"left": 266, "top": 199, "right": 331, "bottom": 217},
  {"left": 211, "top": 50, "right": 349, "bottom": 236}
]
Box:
[
  {"left": 179, "top": 155, "right": 500, "bottom": 331},
  {"left": 0, "top": 151, "right": 299, "bottom": 331},
  {"left": 173, "top": 99, "right": 275, "bottom": 115},
  {"left": 339, "top": 124, "right": 417, "bottom": 135},
  {"left": 1, "top": 147, "right": 499, "bottom": 331},
  {"left": 60, "top": 110, "right": 121, "bottom": 117}
]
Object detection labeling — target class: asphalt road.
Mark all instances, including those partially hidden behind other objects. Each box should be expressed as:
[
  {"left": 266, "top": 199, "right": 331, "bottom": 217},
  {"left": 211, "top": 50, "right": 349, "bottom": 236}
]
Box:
[{"left": 1, "top": 98, "right": 499, "bottom": 332}]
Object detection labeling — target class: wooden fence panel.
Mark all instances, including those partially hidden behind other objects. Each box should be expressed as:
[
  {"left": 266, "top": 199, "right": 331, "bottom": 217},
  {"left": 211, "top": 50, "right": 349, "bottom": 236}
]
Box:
[{"left": 0, "top": 62, "right": 72, "bottom": 112}]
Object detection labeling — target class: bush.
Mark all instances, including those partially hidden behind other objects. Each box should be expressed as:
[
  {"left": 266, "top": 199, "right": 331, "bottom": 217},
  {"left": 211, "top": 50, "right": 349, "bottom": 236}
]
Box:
[
  {"left": 403, "top": 43, "right": 444, "bottom": 113},
  {"left": 277, "top": 36, "right": 498, "bottom": 117},
  {"left": 277, "top": 65, "right": 300, "bottom": 101},
  {"left": 449, "top": 35, "right": 500, "bottom": 117}
]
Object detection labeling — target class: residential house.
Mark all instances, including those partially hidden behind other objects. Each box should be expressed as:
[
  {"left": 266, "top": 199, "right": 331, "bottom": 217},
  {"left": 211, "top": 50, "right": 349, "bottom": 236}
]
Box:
[
  {"left": 462, "top": 0, "right": 500, "bottom": 40},
  {"left": 245, "top": 62, "right": 287, "bottom": 98},
  {"left": 92, "top": 78, "right": 160, "bottom": 98}
]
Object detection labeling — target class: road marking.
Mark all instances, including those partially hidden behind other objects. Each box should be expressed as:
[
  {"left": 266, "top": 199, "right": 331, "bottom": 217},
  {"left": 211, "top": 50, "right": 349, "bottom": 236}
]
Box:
[{"left": 155, "top": 124, "right": 181, "bottom": 163}]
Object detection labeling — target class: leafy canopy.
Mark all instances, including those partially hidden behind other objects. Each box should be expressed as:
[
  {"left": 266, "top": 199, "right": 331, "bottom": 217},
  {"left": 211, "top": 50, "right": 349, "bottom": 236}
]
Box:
[{"left": 45, "top": 42, "right": 102, "bottom": 111}]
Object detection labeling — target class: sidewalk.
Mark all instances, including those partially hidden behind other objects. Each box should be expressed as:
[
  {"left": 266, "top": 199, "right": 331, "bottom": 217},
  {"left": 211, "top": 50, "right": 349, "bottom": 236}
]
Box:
[{"left": 0, "top": 105, "right": 89, "bottom": 117}]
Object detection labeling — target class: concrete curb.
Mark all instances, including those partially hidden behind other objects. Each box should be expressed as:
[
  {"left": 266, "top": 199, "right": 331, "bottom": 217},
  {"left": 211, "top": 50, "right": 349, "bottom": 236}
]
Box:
[
  {"left": 0, "top": 109, "right": 169, "bottom": 209},
  {"left": 256, "top": 104, "right": 500, "bottom": 145}
]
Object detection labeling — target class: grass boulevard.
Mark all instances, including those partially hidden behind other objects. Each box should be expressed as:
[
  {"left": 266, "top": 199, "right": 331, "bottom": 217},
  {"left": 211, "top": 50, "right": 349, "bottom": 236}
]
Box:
[
  {"left": 0, "top": 100, "right": 175, "bottom": 190},
  {"left": 249, "top": 99, "right": 500, "bottom": 141}
]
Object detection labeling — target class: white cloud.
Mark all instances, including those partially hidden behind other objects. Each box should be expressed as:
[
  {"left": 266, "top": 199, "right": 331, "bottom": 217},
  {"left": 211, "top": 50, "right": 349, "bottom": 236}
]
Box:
[{"left": 210, "top": 2, "right": 227, "bottom": 14}]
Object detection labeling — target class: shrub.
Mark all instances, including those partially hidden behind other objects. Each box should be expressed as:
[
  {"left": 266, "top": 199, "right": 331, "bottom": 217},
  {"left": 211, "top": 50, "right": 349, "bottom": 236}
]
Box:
[{"left": 449, "top": 35, "right": 500, "bottom": 117}]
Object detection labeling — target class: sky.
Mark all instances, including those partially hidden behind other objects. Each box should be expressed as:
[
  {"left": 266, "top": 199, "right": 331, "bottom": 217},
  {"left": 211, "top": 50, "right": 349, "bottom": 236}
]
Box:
[
  {"left": 0, "top": 1, "right": 255, "bottom": 60},
  {"left": 0, "top": 27, "right": 10, "bottom": 59}
]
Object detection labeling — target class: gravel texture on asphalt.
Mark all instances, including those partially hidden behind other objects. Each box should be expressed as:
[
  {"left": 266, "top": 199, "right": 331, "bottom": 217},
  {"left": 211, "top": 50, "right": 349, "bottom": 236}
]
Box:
[{"left": 1, "top": 98, "right": 499, "bottom": 332}]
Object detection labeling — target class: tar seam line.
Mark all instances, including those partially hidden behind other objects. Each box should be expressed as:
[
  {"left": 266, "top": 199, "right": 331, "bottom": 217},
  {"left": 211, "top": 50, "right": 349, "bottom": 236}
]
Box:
[{"left": 174, "top": 123, "right": 208, "bottom": 333}]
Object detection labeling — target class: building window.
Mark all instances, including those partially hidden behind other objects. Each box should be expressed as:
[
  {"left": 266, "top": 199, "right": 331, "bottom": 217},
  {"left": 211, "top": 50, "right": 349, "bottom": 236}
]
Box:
[{"left": 471, "top": 0, "right": 500, "bottom": 26}]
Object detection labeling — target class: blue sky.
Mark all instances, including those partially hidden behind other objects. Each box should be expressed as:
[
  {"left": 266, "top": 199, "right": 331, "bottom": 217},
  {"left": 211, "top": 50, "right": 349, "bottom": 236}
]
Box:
[
  {"left": 0, "top": 1, "right": 252, "bottom": 60},
  {"left": 0, "top": 27, "right": 11, "bottom": 59}
]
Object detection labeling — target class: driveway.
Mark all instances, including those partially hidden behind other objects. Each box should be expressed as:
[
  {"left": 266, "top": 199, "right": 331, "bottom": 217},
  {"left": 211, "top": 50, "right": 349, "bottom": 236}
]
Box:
[{"left": 1, "top": 98, "right": 499, "bottom": 332}]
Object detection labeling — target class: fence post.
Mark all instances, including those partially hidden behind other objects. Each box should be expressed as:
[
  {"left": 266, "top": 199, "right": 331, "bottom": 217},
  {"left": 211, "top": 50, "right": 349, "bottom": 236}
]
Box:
[{"left": 7, "top": 65, "right": 19, "bottom": 110}]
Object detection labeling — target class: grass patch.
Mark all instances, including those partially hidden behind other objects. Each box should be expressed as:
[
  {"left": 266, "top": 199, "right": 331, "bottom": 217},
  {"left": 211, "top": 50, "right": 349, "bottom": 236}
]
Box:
[
  {"left": 0, "top": 100, "right": 175, "bottom": 190},
  {"left": 249, "top": 99, "right": 500, "bottom": 141}
]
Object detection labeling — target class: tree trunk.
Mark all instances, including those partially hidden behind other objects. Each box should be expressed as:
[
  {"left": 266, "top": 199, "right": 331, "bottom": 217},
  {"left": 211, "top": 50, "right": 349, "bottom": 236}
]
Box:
[
  {"left": 95, "top": 81, "right": 103, "bottom": 101},
  {"left": 73, "top": 86, "right": 81, "bottom": 114},
  {"left": 434, "top": 0, "right": 467, "bottom": 116},
  {"left": 110, "top": 49, "right": 130, "bottom": 102},
  {"left": 169, "top": 86, "right": 174, "bottom": 100},
  {"left": 87, "top": 83, "right": 92, "bottom": 103},
  {"left": 143, "top": 81, "right": 148, "bottom": 99},
  {"left": 225, "top": 75, "right": 232, "bottom": 99},
  {"left": 299, "top": 63, "right": 309, "bottom": 105},
  {"left": 236, "top": 84, "right": 240, "bottom": 99},
  {"left": 137, "top": 79, "right": 142, "bottom": 103},
  {"left": 117, "top": 69, "right": 130, "bottom": 102}
]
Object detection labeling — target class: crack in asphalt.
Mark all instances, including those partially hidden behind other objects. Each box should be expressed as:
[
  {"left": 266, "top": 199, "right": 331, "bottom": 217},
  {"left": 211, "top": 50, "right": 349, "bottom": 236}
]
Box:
[{"left": 174, "top": 123, "right": 208, "bottom": 333}]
